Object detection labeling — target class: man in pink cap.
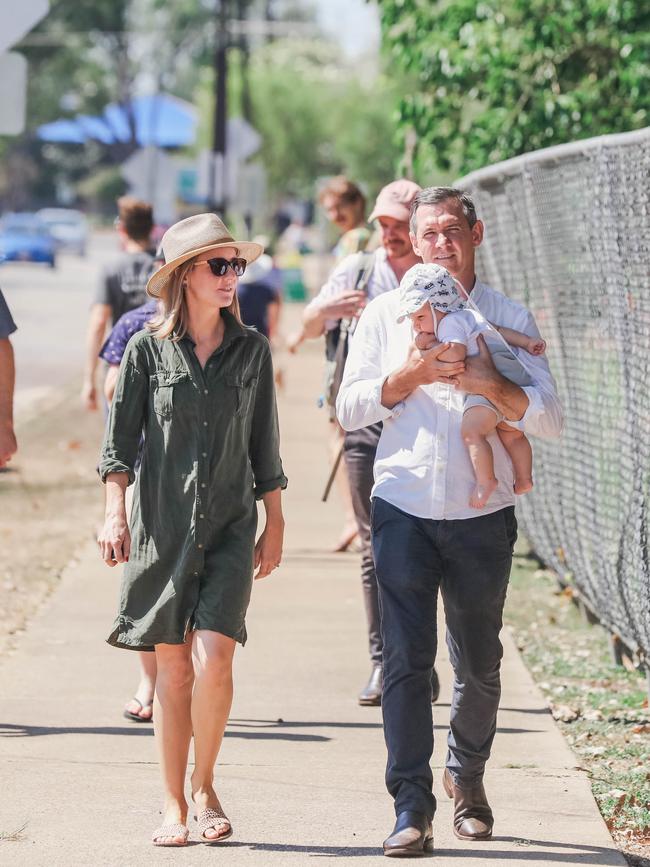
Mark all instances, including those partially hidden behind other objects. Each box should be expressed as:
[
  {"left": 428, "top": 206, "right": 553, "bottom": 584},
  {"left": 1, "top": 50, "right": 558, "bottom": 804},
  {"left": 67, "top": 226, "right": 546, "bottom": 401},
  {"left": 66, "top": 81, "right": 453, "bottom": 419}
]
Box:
[{"left": 303, "top": 180, "right": 443, "bottom": 706}]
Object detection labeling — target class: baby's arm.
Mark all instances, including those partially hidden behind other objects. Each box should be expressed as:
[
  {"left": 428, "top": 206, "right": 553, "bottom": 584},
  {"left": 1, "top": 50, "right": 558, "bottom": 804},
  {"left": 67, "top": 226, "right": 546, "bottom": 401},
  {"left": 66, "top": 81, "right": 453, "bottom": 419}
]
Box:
[
  {"left": 437, "top": 340, "right": 467, "bottom": 363},
  {"left": 494, "top": 323, "right": 546, "bottom": 356},
  {"left": 414, "top": 331, "right": 466, "bottom": 362}
]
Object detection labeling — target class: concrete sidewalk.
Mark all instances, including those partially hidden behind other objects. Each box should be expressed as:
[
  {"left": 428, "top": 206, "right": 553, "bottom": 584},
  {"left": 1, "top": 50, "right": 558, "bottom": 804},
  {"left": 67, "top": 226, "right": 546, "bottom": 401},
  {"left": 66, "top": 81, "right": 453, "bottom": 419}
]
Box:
[{"left": 0, "top": 334, "right": 625, "bottom": 866}]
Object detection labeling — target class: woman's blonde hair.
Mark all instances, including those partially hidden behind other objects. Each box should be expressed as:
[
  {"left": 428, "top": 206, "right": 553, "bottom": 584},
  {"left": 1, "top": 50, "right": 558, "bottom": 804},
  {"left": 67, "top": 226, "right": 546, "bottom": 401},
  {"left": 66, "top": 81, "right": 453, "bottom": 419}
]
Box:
[{"left": 147, "top": 255, "right": 243, "bottom": 340}]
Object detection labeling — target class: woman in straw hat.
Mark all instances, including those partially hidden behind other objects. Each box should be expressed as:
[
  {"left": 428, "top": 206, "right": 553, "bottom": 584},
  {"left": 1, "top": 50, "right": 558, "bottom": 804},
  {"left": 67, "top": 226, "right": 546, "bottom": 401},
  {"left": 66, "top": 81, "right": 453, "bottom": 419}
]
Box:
[{"left": 98, "top": 213, "right": 287, "bottom": 846}]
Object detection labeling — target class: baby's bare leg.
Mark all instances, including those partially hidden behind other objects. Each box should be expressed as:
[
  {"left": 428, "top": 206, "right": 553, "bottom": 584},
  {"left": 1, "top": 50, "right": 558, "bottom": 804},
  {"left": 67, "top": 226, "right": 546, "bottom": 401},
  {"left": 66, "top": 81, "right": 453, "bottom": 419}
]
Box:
[
  {"left": 497, "top": 422, "right": 533, "bottom": 494},
  {"left": 461, "top": 405, "right": 500, "bottom": 509}
]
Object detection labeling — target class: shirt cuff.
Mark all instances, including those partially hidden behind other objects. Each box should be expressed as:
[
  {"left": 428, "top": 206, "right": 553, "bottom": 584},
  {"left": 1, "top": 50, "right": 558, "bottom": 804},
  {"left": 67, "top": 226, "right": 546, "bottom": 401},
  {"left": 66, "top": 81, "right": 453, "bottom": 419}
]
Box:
[
  {"left": 503, "top": 385, "right": 540, "bottom": 431},
  {"left": 99, "top": 459, "right": 135, "bottom": 485},
  {"left": 376, "top": 375, "right": 406, "bottom": 420},
  {"left": 254, "top": 473, "right": 288, "bottom": 500}
]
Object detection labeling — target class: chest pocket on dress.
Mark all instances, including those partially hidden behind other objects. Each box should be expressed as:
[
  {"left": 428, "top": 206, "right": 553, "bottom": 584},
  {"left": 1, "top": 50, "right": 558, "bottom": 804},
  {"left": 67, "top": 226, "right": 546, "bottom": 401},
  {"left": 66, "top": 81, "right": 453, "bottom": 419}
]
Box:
[
  {"left": 226, "top": 375, "right": 257, "bottom": 418},
  {"left": 151, "top": 370, "right": 190, "bottom": 419}
]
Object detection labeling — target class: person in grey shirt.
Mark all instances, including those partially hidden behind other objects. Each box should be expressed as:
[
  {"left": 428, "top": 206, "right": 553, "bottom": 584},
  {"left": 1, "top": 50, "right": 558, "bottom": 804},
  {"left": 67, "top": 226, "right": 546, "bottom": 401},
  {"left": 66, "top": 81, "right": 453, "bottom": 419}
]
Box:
[
  {"left": 0, "top": 288, "right": 17, "bottom": 467},
  {"left": 81, "top": 196, "right": 155, "bottom": 411}
]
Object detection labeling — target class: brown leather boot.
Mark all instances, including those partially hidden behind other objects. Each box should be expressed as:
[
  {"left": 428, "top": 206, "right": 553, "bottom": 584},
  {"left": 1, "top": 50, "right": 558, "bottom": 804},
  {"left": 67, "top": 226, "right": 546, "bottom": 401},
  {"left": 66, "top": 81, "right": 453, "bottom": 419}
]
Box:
[
  {"left": 442, "top": 768, "right": 493, "bottom": 840},
  {"left": 383, "top": 810, "right": 434, "bottom": 857}
]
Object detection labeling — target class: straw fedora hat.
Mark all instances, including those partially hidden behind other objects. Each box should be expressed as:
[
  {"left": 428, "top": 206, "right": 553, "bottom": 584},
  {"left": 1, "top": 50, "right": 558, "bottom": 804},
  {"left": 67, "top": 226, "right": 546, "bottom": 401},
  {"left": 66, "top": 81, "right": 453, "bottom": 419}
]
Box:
[{"left": 147, "top": 213, "right": 264, "bottom": 298}]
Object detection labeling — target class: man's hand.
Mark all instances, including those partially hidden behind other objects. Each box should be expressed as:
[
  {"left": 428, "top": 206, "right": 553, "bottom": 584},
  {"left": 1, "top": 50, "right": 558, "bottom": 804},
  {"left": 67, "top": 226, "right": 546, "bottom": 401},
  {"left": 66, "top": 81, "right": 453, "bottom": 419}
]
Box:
[
  {"left": 444, "top": 334, "right": 497, "bottom": 392},
  {"left": 0, "top": 421, "right": 17, "bottom": 468},
  {"left": 408, "top": 339, "right": 466, "bottom": 386},
  {"left": 317, "top": 290, "right": 367, "bottom": 321},
  {"left": 446, "top": 334, "right": 529, "bottom": 421},
  {"left": 381, "top": 340, "right": 466, "bottom": 409}
]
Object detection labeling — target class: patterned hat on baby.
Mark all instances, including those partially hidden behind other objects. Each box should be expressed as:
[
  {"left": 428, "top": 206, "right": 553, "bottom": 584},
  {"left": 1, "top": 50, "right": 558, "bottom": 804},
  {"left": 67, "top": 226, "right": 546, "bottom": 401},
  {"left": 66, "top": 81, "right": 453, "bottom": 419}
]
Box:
[{"left": 396, "top": 263, "right": 467, "bottom": 322}]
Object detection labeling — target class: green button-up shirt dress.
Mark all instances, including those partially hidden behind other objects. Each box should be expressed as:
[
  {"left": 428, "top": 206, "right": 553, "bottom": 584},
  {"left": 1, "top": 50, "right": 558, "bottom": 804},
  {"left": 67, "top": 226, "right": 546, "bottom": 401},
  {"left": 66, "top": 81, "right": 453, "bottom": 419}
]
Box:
[{"left": 99, "top": 312, "right": 288, "bottom": 651}]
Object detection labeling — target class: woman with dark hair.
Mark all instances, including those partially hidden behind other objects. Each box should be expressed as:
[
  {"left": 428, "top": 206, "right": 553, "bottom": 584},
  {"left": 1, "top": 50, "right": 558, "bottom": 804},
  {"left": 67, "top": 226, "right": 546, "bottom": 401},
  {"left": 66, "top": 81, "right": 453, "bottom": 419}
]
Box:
[{"left": 98, "top": 213, "right": 287, "bottom": 847}]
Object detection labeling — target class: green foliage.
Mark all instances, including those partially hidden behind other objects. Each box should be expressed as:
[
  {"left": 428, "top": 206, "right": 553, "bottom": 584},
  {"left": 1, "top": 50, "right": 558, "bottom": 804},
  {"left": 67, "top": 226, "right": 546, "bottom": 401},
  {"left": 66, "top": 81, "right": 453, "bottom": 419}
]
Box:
[
  {"left": 196, "top": 37, "right": 404, "bottom": 203},
  {"left": 375, "top": 0, "right": 650, "bottom": 174}
]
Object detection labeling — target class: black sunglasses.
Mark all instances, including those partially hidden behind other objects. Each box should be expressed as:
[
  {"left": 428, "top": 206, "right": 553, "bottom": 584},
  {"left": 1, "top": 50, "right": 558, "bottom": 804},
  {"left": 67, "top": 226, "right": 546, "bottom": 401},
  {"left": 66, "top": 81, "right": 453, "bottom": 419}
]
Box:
[{"left": 194, "top": 256, "right": 247, "bottom": 277}]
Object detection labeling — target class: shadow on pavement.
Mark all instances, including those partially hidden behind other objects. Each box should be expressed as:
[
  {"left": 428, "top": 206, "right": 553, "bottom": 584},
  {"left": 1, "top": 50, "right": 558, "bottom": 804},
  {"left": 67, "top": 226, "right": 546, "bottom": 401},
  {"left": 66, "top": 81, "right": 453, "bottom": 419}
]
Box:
[
  {"left": 228, "top": 718, "right": 539, "bottom": 736},
  {"left": 229, "top": 718, "right": 383, "bottom": 730},
  {"left": 0, "top": 723, "right": 330, "bottom": 742}
]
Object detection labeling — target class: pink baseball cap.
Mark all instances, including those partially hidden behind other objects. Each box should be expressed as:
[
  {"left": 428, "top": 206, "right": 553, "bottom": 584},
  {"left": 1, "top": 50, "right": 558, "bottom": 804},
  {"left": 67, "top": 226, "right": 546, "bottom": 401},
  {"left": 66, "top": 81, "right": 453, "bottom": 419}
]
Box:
[{"left": 368, "top": 179, "right": 422, "bottom": 223}]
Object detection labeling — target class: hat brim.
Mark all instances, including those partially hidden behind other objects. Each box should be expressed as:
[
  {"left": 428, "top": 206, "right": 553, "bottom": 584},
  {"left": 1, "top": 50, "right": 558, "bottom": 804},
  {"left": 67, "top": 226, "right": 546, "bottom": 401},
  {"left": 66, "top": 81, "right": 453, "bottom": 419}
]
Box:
[
  {"left": 147, "top": 240, "right": 264, "bottom": 298},
  {"left": 368, "top": 203, "right": 412, "bottom": 224}
]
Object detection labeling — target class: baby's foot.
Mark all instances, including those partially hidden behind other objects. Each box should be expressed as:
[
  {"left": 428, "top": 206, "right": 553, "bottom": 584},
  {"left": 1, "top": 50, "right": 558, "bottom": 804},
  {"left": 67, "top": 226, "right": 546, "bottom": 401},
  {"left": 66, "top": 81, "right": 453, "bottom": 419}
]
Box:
[
  {"left": 514, "top": 478, "right": 533, "bottom": 495},
  {"left": 469, "top": 479, "right": 498, "bottom": 509}
]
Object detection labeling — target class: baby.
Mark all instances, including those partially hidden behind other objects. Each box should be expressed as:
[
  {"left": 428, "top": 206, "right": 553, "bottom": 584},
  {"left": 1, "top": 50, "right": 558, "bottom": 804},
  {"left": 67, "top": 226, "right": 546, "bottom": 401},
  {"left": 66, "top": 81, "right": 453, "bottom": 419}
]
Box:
[{"left": 397, "top": 263, "right": 546, "bottom": 509}]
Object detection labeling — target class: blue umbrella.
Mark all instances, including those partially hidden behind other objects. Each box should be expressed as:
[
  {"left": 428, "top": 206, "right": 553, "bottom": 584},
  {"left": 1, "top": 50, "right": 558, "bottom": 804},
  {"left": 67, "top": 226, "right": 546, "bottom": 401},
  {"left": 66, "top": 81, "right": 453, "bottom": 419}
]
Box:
[{"left": 37, "top": 93, "right": 197, "bottom": 148}]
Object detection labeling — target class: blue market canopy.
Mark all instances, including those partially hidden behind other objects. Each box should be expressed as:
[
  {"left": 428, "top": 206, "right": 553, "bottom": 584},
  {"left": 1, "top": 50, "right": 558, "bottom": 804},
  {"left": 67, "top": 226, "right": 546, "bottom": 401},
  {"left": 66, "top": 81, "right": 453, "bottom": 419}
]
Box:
[{"left": 37, "top": 94, "right": 197, "bottom": 148}]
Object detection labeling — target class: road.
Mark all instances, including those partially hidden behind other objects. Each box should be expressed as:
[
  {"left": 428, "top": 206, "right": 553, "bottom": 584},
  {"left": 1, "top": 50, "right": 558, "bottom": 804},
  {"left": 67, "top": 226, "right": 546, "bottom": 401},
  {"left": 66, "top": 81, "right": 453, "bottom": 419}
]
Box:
[{"left": 1, "top": 231, "right": 119, "bottom": 416}]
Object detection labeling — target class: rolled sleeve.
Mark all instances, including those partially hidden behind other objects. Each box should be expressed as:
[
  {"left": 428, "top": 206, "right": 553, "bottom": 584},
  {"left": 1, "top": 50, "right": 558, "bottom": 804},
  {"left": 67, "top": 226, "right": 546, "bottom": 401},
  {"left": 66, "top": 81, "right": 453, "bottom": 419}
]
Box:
[
  {"left": 248, "top": 350, "right": 288, "bottom": 499},
  {"left": 99, "top": 348, "right": 148, "bottom": 484},
  {"left": 305, "top": 256, "right": 356, "bottom": 332},
  {"left": 336, "top": 301, "right": 399, "bottom": 431}
]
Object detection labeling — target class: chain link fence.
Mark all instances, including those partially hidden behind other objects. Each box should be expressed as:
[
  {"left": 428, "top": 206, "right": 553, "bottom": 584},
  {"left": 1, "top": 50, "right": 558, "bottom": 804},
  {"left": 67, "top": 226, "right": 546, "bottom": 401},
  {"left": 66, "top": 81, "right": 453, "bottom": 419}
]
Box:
[{"left": 457, "top": 127, "right": 650, "bottom": 665}]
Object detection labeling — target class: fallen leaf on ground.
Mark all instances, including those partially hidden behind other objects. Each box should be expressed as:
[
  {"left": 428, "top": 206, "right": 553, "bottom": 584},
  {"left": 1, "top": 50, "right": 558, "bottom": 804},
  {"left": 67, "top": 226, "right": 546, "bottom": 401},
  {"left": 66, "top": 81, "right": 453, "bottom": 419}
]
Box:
[{"left": 552, "top": 704, "right": 580, "bottom": 722}]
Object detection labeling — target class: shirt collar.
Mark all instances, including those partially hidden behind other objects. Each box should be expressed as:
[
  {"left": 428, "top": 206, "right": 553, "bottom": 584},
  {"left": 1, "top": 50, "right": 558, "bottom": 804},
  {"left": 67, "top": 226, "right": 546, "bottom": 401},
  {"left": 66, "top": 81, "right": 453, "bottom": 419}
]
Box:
[
  {"left": 467, "top": 276, "right": 484, "bottom": 304},
  {"left": 177, "top": 309, "right": 249, "bottom": 348}
]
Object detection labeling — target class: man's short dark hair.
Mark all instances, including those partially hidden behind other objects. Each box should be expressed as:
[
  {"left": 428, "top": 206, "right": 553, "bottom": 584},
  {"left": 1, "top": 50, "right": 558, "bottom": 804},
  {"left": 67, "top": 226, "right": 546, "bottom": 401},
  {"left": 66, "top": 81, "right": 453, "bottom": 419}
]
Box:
[
  {"left": 409, "top": 187, "right": 478, "bottom": 235},
  {"left": 117, "top": 196, "right": 154, "bottom": 242}
]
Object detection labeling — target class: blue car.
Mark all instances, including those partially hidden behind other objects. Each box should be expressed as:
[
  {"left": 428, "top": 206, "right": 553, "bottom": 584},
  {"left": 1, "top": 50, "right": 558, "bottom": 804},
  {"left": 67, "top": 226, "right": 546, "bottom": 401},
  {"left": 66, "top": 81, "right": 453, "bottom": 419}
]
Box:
[{"left": 0, "top": 213, "right": 57, "bottom": 268}]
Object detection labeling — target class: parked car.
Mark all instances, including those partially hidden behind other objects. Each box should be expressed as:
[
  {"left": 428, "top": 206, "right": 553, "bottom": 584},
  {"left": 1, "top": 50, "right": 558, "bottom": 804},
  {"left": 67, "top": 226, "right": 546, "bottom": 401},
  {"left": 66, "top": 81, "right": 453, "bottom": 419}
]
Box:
[
  {"left": 37, "top": 208, "right": 89, "bottom": 256},
  {"left": 0, "top": 213, "right": 56, "bottom": 268}
]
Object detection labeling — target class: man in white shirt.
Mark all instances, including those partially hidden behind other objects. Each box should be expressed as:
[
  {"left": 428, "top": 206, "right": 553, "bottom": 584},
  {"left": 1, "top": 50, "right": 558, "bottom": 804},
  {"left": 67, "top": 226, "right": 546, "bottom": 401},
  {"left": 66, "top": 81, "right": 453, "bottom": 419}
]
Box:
[
  {"left": 337, "top": 187, "right": 563, "bottom": 856},
  {"left": 304, "top": 180, "right": 448, "bottom": 706}
]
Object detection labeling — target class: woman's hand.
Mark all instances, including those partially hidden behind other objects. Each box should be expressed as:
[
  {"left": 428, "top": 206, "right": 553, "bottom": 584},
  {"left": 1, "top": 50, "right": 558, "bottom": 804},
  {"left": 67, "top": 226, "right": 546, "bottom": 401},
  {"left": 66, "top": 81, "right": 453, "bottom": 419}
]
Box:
[
  {"left": 98, "top": 512, "right": 131, "bottom": 566},
  {"left": 98, "top": 472, "right": 130, "bottom": 567},
  {"left": 254, "top": 516, "right": 284, "bottom": 579}
]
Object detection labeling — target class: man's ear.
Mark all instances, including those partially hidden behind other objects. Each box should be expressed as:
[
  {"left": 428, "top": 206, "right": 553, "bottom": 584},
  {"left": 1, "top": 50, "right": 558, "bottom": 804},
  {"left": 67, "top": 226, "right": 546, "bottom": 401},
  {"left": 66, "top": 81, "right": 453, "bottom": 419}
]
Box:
[
  {"left": 409, "top": 232, "right": 421, "bottom": 258},
  {"left": 471, "top": 220, "right": 484, "bottom": 248}
]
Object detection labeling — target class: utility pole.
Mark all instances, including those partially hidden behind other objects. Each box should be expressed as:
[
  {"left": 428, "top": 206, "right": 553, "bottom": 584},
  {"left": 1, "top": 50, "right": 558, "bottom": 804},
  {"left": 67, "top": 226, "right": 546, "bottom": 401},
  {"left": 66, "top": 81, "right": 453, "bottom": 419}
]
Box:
[
  {"left": 209, "top": 0, "right": 229, "bottom": 218},
  {"left": 237, "top": 0, "right": 252, "bottom": 122}
]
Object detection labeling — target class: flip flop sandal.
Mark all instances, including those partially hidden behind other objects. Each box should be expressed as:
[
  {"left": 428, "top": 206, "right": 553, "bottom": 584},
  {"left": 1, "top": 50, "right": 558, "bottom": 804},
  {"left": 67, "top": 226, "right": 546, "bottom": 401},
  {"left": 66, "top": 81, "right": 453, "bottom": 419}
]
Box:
[
  {"left": 151, "top": 822, "right": 189, "bottom": 847},
  {"left": 196, "top": 807, "right": 233, "bottom": 844},
  {"left": 123, "top": 697, "right": 153, "bottom": 723}
]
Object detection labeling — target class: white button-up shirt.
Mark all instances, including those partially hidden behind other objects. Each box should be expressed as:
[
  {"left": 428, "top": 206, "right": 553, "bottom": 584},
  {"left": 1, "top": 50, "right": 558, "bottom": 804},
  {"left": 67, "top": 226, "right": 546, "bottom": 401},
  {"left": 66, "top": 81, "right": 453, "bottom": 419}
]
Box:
[
  {"left": 308, "top": 246, "right": 399, "bottom": 333},
  {"left": 336, "top": 280, "right": 563, "bottom": 521}
]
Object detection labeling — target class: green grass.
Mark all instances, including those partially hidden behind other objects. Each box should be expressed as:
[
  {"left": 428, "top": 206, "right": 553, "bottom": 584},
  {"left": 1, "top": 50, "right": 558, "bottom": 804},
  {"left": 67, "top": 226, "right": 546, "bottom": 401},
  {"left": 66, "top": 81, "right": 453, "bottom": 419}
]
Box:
[{"left": 505, "top": 542, "right": 650, "bottom": 863}]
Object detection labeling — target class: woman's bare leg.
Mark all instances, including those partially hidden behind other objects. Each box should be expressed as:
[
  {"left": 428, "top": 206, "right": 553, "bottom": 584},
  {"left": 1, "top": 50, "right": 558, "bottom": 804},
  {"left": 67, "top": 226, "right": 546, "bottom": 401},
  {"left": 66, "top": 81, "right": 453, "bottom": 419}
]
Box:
[
  {"left": 462, "top": 406, "right": 500, "bottom": 508},
  {"left": 190, "top": 630, "right": 237, "bottom": 840},
  {"left": 497, "top": 423, "right": 534, "bottom": 494},
  {"left": 152, "top": 641, "right": 194, "bottom": 844},
  {"left": 124, "top": 651, "right": 157, "bottom": 720}
]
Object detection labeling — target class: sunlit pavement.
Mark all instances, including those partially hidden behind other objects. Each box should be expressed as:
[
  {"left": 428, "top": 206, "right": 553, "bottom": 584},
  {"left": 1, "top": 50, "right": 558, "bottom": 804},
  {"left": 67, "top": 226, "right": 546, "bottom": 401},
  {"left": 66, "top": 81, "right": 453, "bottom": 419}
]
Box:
[
  {"left": 0, "top": 294, "right": 626, "bottom": 865},
  {"left": 2, "top": 231, "right": 120, "bottom": 417}
]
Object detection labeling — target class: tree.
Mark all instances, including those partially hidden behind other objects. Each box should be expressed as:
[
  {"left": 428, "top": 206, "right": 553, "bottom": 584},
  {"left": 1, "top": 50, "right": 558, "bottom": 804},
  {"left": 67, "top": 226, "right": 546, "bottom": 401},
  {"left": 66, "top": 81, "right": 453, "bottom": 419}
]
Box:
[
  {"left": 193, "top": 35, "right": 404, "bottom": 206},
  {"left": 374, "top": 0, "right": 650, "bottom": 175}
]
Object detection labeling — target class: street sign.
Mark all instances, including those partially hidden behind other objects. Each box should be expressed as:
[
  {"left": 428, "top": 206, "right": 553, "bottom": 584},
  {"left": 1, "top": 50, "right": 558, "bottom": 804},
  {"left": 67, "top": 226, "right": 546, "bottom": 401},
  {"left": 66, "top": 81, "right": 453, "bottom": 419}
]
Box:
[
  {"left": 194, "top": 117, "right": 262, "bottom": 205},
  {"left": 121, "top": 147, "right": 177, "bottom": 224},
  {"left": 0, "top": 54, "right": 27, "bottom": 135},
  {"left": 0, "top": 0, "right": 50, "bottom": 53},
  {"left": 227, "top": 117, "right": 261, "bottom": 162}
]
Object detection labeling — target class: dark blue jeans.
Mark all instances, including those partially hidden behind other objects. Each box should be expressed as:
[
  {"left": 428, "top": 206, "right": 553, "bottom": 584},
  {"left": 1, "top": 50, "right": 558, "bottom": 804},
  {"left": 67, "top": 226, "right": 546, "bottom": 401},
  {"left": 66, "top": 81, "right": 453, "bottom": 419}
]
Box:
[{"left": 371, "top": 496, "right": 518, "bottom": 820}]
